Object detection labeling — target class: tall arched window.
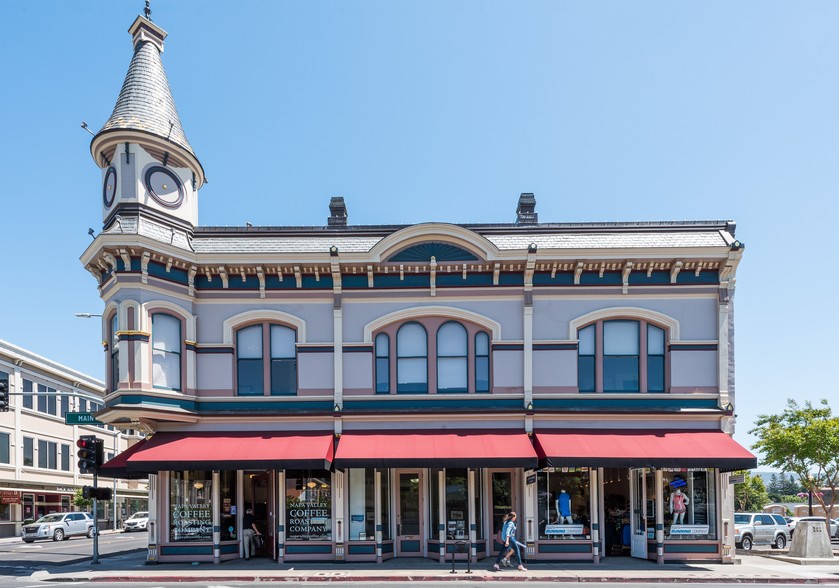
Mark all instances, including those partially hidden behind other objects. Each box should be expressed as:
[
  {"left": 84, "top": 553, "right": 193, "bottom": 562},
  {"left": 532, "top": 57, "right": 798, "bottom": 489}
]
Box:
[
  {"left": 603, "top": 320, "right": 639, "bottom": 392},
  {"left": 397, "top": 322, "right": 427, "bottom": 393},
  {"left": 437, "top": 322, "right": 467, "bottom": 393},
  {"left": 475, "top": 332, "right": 490, "bottom": 393},
  {"left": 270, "top": 325, "right": 297, "bottom": 395},
  {"left": 110, "top": 314, "right": 120, "bottom": 392},
  {"left": 647, "top": 325, "right": 665, "bottom": 393},
  {"left": 152, "top": 313, "right": 181, "bottom": 391},
  {"left": 578, "top": 324, "right": 596, "bottom": 392},
  {"left": 375, "top": 333, "right": 390, "bottom": 394}
]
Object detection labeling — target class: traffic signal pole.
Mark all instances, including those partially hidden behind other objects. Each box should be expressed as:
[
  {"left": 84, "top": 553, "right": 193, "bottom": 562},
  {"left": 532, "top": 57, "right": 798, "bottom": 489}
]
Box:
[{"left": 93, "top": 472, "right": 100, "bottom": 565}]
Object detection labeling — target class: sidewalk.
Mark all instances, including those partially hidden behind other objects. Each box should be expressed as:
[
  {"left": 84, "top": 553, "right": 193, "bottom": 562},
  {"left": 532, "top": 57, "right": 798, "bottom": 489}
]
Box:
[{"left": 36, "top": 553, "right": 839, "bottom": 584}]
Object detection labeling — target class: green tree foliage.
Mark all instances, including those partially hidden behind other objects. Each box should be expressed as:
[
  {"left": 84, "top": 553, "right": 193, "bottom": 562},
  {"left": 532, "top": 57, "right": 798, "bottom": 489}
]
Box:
[
  {"left": 73, "top": 488, "right": 91, "bottom": 511},
  {"left": 734, "top": 472, "right": 770, "bottom": 512},
  {"left": 751, "top": 399, "right": 839, "bottom": 527}
]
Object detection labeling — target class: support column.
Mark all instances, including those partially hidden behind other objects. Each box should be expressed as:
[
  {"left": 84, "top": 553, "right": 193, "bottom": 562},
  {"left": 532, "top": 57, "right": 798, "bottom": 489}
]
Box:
[
  {"left": 212, "top": 470, "right": 220, "bottom": 564},
  {"left": 333, "top": 307, "right": 344, "bottom": 409},
  {"left": 147, "top": 473, "right": 159, "bottom": 563},
  {"left": 374, "top": 469, "right": 383, "bottom": 563},
  {"left": 655, "top": 469, "right": 665, "bottom": 564},
  {"left": 277, "top": 470, "right": 286, "bottom": 562},
  {"left": 334, "top": 470, "right": 345, "bottom": 561},
  {"left": 438, "top": 470, "right": 446, "bottom": 562},
  {"left": 590, "top": 468, "right": 600, "bottom": 564},
  {"left": 467, "top": 469, "right": 476, "bottom": 561},
  {"left": 523, "top": 468, "right": 535, "bottom": 561}
]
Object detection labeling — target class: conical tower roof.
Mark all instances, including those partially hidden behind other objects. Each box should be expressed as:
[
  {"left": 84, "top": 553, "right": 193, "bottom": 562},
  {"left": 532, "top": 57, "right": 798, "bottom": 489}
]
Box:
[{"left": 91, "top": 15, "right": 203, "bottom": 184}]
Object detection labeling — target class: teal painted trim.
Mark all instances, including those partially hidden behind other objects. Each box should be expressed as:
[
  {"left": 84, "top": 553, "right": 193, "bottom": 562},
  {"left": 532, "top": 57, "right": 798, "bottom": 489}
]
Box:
[
  {"left": 437, "top": 273, "right": 494, "bottom": 287},
  {"left": 348, "top": 544, "right": 376, "bottom": 555},
  {"left": 400, "top": 540, "right": 421, "bottom": 552},
  {"left": 375, "top": 525, "right": 382, "bottom": 531},
  {"left": 493, "top": 344, "right": 524, "bottom": 351},
  {"left": 344, "top": 398, "right": 523, "bottom": 412},
  {"left": 538, "top": 543, "right": 593, "bottom": 553},
  {"left": 592, "top": 523, "right": 599, "bottom": 531},
  {"left": 438, "top": 524, "right": 445, "bottom": 531},
  {"left": 665, "top": 543, "right": 718, "bottom": 553},
  {"left": 389, "top": 242, "right": 478, "bottom": 262},
  {"left": 105, "top": 393, "right": 333, "bottom": 414},
  {"left": 534, "top": 343, "right": 577, "bottom": 351},
  {"left": 656, "top": 524, "right": 664, "bottom": 531},
  {"left": 382, "top": 542, "right": 394, "bottom": 554},
  {"left": 298, "top": 346, "right": 335, "bottom": 353},
  {"left": 148, "top": 261, "right": 188, "bottom": 285},
  {"left": 220, "top": 543, "right": 239, "bottom": 554},
  {"left": 213, "top": 526, "right": 220, "bottom": 532},
  {"left": 160, "top": 544, "right": 214, "bottom": 556},
  {"left": 194, "top": 346, "right": 234, "bottom": 354},
  {"left": 670, "top": 343, "right": 718, "bottom": 351},
  {"left": 538, "top": 397, "right": 719, "bottom": 410},
  {"left": 345, "top": 346, "right": 374, "bottom": 353},
  {"left": 121, "top": 333, "right": 149, "bottom": 342},
  {"left": 286, "top": 544, "right": 333, "bottom": 554},
  {"left": 277, "top": 525, "right": 284, "bottom": 532}
]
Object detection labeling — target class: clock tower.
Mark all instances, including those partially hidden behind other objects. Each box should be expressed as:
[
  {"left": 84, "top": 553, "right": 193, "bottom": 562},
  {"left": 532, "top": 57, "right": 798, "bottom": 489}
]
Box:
[{"left": 90, "top": 11, "right": 204, "bottom": 236}]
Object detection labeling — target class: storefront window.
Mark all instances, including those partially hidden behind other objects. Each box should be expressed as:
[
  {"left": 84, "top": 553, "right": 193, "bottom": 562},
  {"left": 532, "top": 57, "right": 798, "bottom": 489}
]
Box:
[
  {"left": 428, "top": 468, "right": 482, "bottom": 541},
  {"left": 219, "top": 471, "right": 238, "bottom": 541},
  {"left": 285, "top": 470, "right": 332, "bottom": 541},
  {"left": 537, "top": 468, "right": 591, "bottom": 540},
  {"left": 169, "top": 471, "right": 213, "bottom": 542},
  {"left": 662, "top": 468, "right": 717, "bottom": 540},
  {"left": 348, "top": 469, "right": 375, "bottom": 541}
]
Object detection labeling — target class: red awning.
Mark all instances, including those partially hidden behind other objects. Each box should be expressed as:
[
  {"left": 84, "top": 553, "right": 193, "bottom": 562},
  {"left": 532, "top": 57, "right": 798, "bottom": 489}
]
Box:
[
  {"left": 102, "top": 431, "right": 334, "bottom": 474},
  {"left": 333, "top": 431, "right": 538, "bottom": 468},
  {"left": 99, "top": 438, "right": 151, "bottom": 479},
  {"left": 534, "top": 430, "right": 756, "bottom": 470}
]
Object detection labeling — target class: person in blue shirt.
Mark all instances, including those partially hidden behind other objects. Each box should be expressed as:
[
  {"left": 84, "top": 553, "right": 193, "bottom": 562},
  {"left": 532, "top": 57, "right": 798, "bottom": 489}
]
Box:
[{"left": 493, "top": 511, "right": 527, "bottom": 572}]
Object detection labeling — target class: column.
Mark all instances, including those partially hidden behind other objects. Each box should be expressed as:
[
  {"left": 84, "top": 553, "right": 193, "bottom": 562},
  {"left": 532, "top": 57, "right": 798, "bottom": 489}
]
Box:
[
  {"left": 374, "top": 469, "right": 382, "bottom": 563},
  {"left": 334, "top": 469, "right": 345, "bottom": 561},
  {"left": 655, "top": 469, "right": 664, "bottom": 564},
  {"left": 467, "top": 469, "right": 476, "bottom": 561},
  {"left": 438, "top": 470, "right": 446, "bottom": 561},
  {"left": 212, "top": 471, "right": 220, "bottom": 564},
  {"left": 277, "top": 470, "right": 286, "bottom": 562},
  {"left": 590, "top": 468, "right": 600, "bottom": 564}
]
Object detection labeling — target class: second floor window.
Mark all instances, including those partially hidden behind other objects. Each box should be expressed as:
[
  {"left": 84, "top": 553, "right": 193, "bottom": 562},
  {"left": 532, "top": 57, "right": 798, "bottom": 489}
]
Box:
[
  {"left": 437, "top": 322, "right": 467, "bottom": 393},
  {"left": 236, "top": 323, "right": 298, "bottom": 395},
  {"left": 152, "top": 313, "right": 181, "bottom": 391},
  {"left": 397, "top": 323, "right": 428, "bottom": 393},
  {"left": 110, "top": 314, "right": 120, "bottom": 391},
  {"left": 578, "top": 319, "right": 668, "bottom": 393},
  {"left": 375, "top": 333, "right": 390, "bottom": 394}
]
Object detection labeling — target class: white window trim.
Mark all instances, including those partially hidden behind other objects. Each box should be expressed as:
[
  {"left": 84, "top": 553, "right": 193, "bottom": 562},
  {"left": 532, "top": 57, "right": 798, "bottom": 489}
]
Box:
[
  {"left": 223, "top": 310, "right": 306, "bottom": 346},
  {"left": 568, "top": 307, "right": 681, "bottom": 341},
  {"left": 363, "top": 306, "right": 501, "bottom": 342}
]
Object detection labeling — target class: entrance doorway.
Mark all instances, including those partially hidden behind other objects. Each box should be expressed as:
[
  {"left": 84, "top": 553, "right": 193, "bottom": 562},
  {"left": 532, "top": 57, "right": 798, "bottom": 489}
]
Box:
[
  {"left": 629, "top": 468, "right": 648, "bottom": 559},
  {"left": 244, "top": 471, "right": 275, "bottom": 559},
  {"left": 395, "top": 470, "right": 423, "bottom": 557},
  {"left": 603, "top": 468, "right": 629, "bottom": 556},
  {"left": 488, "top": 471, "right": 515, "bottom": 555}
]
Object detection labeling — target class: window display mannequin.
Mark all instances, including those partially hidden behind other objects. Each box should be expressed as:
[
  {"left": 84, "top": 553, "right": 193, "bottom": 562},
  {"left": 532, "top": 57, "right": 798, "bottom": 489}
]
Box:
[
  {"left": 669, "top": 488, "right": 689, "bottom": 524},
  {"left": 555, "top": 489, "right": 573, "bottom": 524}
]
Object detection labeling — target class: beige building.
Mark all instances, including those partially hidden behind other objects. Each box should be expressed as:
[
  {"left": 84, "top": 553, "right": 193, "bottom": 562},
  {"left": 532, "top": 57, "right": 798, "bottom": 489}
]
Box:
[{"left": 0, "top": 340, "right": 147, "bottom": 538}]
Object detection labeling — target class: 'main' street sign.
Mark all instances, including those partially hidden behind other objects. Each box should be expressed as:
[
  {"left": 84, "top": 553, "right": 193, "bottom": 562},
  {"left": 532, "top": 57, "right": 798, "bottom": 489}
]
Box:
[{"left": 65, "top": 412, "right": 103, "bottom": 426}]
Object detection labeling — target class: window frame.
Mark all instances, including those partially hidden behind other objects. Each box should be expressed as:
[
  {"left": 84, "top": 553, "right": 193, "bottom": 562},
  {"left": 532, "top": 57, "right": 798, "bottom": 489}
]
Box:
[
  {"left": 235, "top": 321, "right": 298, "bottom": 396},
  {"left": 110, "top": 313, "right": 120, "bottom": 392},
  {"left": 151, "top": 312, "right": 183, "bottom": 391},
  {"left": 474, "top": 332, "right": 490, "bottom": 393},
  {"left": 396, "top": 322, "right": 429, "bottom": 394},
  {"left": 436, "top": 321, "right": 468, "bottom": 393},
  {"left": 576, "top": 318, "right": 669, "bottom": 393},
  {"left": 375, "top": 333, "right": 390, "bottom": 394}
]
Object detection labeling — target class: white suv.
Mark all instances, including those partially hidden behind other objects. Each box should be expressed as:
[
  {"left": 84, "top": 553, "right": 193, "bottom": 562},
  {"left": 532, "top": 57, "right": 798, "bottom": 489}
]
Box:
[
  {"left": 21, "top": 512, "right": 94, "bottom": 543},
  {"left": 734, "top": 513, "right": 790, "bottom": 550},
  {"left": 123, "top": 511, "right": 149, "bottom": 532}
]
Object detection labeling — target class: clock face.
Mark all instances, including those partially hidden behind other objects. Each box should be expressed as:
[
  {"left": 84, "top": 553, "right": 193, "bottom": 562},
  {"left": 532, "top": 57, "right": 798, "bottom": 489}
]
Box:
[
  {"left": 102, "top": 166, "right": 117, "bottom": 207},
  {"left": 144, "top": 166, "right": 184, "bottom": 209}
]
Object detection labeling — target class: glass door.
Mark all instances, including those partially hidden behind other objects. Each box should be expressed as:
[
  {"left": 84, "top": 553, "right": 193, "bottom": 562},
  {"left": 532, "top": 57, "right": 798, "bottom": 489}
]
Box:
[
  {"left": 395, "top": 470, "right": 423, "bottom": 557},
  {"left": 245, "top": 472, "right": 274, "bottom": 559},
  {"left": 629, "top": 468, "right": 647, "bottom": 559},
  {"left": 489, "top": 471, "right": 514, "bottom": 554}
]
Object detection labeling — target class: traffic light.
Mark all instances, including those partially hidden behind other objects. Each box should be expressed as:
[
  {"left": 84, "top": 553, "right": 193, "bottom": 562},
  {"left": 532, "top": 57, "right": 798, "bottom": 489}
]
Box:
[
  {"left": 77, "top": 436, "right": 100, "bottom": 474},
  {"left": 0, "top": 379, "right": 8, "bottom": 412},
  {"left": 82, "top": 485, "right": 94, "bottom": 499},
  {"left": 82, "top": 485, "right": 112, "bottom": 500}
]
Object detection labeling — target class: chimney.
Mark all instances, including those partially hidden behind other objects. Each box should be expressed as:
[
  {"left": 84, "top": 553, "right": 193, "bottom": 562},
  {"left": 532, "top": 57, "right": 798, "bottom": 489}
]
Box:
[
  {"left": 328, "top": 197, "right": 348, "bottom": 227},
  {"left": 516, "top": 193, "right": 538, "bottom": 225}
]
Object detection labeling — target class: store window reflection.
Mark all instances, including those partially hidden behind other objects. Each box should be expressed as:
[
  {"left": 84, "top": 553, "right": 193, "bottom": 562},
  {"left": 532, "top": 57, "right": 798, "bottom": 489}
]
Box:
[
  {"left": 537, "top": 468, "right": 591, "bottom": 540},
  {"left": 662, "top": 469, "right": 717, "bottom": 540},
  {"left": 169, "top": 471, "right": 212, "bottom": 542},
  {"left": 285, "top": 470, "right": 332, "bottom": 541}
]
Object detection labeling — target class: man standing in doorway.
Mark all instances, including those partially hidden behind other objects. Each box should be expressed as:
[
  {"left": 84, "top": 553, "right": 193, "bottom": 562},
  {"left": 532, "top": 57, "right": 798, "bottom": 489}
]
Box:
[{"left": 242, "top": 508, "right": 261, "bottom": 560}]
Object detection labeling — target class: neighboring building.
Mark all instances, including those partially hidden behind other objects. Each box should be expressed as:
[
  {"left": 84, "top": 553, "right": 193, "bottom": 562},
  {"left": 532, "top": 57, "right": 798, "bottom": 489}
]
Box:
[
  {"left": 83, "top": 10, "right": 756, "bottom": 565},
  {"left": 0, "top": 340, "right": 147, "bottom": 538}
]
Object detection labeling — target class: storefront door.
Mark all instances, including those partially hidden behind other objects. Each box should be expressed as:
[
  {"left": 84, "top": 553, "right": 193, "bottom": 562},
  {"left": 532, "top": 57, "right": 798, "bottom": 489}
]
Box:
[
  {"left": 489, "top": 471, "right": 514, "bottom": 554},
  {"left": 395, "top": 470, "right": 423, "bottom": 557},
  {"left": 629, "top": 468, "right": 647, "bottom": 559},
  {"left": 245, "top": 472, "right": 275, "bottom": 560}
]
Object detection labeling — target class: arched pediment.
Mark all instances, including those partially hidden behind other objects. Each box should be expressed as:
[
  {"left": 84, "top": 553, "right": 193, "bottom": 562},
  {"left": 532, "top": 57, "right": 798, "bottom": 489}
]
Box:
[{"left": 369, "top": 223, "right": 501, "bottom": 263}]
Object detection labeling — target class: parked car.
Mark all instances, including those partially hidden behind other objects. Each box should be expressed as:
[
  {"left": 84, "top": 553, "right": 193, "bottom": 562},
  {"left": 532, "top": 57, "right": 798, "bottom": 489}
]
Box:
[
  {"left": 734, "top": 513, "right": 790, "bottom": 550},
  {"left": 123, "top": 511, "right": 149, "bottom": 532},
  {"left": 21, "top": 512, "right": 94, "bottom": 543},
  {"left": 788, "top": 516, "right": 839, "bottom": 538}
]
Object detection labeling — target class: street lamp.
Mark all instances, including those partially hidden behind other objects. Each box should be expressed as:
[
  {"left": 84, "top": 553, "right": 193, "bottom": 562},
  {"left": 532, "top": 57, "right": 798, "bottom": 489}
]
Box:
[{"left": 75, "top": 313, "right": 103, "bottom": 318}]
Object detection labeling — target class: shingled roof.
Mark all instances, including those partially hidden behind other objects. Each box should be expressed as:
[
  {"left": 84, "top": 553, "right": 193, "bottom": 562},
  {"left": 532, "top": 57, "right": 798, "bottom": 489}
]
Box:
[{"left": 95, "top": 16, "right": 196, "bottom": 159}]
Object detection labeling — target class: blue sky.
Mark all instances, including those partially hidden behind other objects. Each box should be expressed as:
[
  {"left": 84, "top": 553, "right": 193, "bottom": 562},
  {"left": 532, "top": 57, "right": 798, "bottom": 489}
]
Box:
[{"left": 1, "top": 1, "right": 836, "bottom": 458}]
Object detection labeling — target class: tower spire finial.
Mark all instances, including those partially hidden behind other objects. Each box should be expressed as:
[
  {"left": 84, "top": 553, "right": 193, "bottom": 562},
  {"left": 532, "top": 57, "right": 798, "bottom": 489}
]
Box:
[{"left": 144, "top": 0, "right": 152, "bottom": 21}]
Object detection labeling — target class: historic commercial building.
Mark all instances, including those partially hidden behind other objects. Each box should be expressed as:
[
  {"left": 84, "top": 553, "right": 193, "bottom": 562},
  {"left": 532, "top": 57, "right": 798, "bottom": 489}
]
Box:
[
  {"left": 0, "top": 340, "right": 147, "bottom": 538},
  {"left": 84, "top": 10, "right": 755, "bottom": 565}
]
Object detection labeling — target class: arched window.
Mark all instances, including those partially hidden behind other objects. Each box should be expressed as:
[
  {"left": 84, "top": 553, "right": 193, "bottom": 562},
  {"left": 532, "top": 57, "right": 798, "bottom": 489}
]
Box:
[
  {"left": 577, "top": 318, "right": 668, "bottom": 393},
  {"left": 437, "top": 322, "right": 467, "bottom": 393},
  {"left": 270, "top": 325, "right": 297, "bottom": 395},
  {"left": 397, "top": 322, "right": 427, "bottom": 393},
  {"left": 236, "top": 323, "right": 298, "bottom": 396},
  {"left": 152, "top": 313, "right": 181, "bottom": 391},
  {"left": 474, "top": 332, "right": 490, "bottom": 393},
  {"left": 110, "top": 314, "right": 120, "bottom": 392},
  {"left": 375, "top": 333, "right": 390, "bottom": 394}
]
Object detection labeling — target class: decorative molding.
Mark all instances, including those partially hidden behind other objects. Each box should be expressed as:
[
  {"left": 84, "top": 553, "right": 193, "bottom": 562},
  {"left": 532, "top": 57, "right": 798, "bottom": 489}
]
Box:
[
  {"left": 568, "top": 307, "right": 681, "bottom": 341},
  {"left": 222, "top": 309, "right": 307, "bottom": 345},
  {"left": 362, "top": 305, "right": 501, "bottom": 342},
  {"left": 141, "top": 251, "right": 150, "bottom": 284}
]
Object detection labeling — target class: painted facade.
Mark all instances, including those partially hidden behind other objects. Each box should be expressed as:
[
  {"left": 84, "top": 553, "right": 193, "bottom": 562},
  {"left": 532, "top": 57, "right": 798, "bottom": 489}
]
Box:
[
  {"left": 0, "top": 340, "right": 147, "bottom": 538},
  {"left": 82, "top": 10, "right": 755, "bottom": 565}
]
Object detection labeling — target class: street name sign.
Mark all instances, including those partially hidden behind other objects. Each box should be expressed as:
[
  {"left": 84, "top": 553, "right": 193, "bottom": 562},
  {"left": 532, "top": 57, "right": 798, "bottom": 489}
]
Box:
[{"left": 65, "top": 412, "right": 103, "bottom": 425}]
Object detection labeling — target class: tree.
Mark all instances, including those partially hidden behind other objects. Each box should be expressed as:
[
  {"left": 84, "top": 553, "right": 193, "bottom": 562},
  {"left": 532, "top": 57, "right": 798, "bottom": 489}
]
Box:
[
  {"left": 73, "top": 488, "right": 91, "bottom": 511},
  {"left": 751, "top": 399, "right": 839, "bottom": 528},
  {"left": 767, "top": 473, "right": 781, "bottom": 502},
  {"left": 734, "top": 472, "right": 770, "bottom": 512}
]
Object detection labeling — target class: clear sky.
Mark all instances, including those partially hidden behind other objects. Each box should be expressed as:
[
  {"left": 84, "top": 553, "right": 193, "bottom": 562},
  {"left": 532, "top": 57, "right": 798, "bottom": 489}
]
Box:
[{"left": 1, "top": 1, "right": 836, "bottom": 459}]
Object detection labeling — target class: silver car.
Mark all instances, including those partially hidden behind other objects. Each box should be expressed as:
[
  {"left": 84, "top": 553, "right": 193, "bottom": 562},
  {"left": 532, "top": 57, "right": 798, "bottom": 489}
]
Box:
[
  {"left": 123, "top": 511, "right": 149, "bottom": 532},
  {"left": 734, "top": 513, "right": 790, "bottom": 550},
  {"left": 21, "top": 512, "right": 94, "bottom": 543}
]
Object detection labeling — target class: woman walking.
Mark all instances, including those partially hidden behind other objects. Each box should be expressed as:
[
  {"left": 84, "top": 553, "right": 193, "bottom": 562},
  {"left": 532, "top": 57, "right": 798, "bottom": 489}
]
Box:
[{"left": 493, "top": 511, "right": 527, "bottom": 572}]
